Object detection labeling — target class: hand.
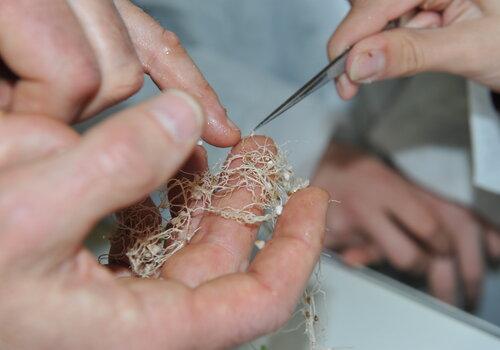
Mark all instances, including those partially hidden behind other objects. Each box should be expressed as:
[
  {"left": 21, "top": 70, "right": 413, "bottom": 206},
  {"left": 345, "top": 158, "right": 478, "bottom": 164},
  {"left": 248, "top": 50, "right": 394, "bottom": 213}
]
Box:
[
  {"left": 0, "top": 0, "right": 239, "bottom": 147},
  {"left": 328, "top": 0, "right": 500, "bottom": 99},
  {"left": 314, "top": 143, "right": 498, "bottom": 309},
  {"left": 417, "top": 189, "right": 485, "bottom": 309},
  {"left": 313, "top": 142, "right": 446, "bottom": 273},
  {"left": 0, "top": 90, "right": 328, "bottom": 349}
]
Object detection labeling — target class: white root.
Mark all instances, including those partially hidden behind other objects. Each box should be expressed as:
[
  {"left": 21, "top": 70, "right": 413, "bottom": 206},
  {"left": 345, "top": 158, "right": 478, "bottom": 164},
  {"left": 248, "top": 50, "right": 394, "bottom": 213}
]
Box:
[{"left": 109, "top": 138, "right": 323, "bottom": 349}]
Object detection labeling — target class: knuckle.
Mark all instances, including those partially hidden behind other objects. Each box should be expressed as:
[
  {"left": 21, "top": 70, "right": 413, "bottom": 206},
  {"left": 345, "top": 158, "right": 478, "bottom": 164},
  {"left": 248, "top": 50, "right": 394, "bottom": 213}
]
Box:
[
  {"left": 416, "top": 212, "right": 440, "bottom": 238},
  {"left": 159, "top": 29, "right": 182, "bottom": 50},
  {"left": 64, "top": 62, "right": 102, "bottom": 104},
  {"left": 106, "top": 64, "right": 144, "bottom": 105},
  {"left": 145, "top": 28, "right": 185, "bottom": 71},
  {"left": 397, "top": 31, "right": 426, "bottom": 75}
]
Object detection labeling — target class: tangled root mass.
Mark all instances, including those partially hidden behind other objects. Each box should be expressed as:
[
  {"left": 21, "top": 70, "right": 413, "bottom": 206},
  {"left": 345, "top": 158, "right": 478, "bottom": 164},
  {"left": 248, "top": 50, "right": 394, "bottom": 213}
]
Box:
[{"left": 110, "top": 138, "right": 308, "bottom": 278}]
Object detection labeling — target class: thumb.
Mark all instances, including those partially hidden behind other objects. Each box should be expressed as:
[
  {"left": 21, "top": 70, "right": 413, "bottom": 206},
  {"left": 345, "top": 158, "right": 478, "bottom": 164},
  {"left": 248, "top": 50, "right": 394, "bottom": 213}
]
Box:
[{"left": 346, "top": 21, "right": 490, "bottom": 84}]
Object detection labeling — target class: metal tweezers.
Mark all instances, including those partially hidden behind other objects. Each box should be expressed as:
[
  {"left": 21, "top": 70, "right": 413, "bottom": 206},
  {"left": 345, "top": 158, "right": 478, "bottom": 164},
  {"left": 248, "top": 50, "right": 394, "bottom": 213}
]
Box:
[
  {"left": 253, "top": 21, "right": 398, "bottom": 132},
  {"left": 253, "top": 48, "right": 349, "bottom": 132}
]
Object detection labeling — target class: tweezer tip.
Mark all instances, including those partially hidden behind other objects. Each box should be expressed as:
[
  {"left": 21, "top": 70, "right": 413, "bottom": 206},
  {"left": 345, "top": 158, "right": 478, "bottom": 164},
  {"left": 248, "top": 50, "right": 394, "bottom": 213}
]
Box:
[{"left": 252, "top": 123, "right": 264, "bottom": 133}]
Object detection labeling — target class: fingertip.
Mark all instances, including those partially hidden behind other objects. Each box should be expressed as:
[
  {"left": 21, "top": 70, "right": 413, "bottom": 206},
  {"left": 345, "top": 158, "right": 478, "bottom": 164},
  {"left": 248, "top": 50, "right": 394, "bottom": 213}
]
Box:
[
  {"left": 327, "top": 35, "right": 348, "bottom": 61},
  {"left": 280, "top": 187, "right": 330, "bottom": 248},
  {"left": 229, "top": 134, "right": 277, "bottom": 157},
  {"left": 336, "top": 73, "right": 359, "bottom": 100},
  {"left": 341, "top": 250, "right": 366, "bottom": 268},
  {"left": 299, "top": 186, "right": 331, "bottom": 204},
  {"left": 202, "top": 113, "right": 241, "bottom": 148}
]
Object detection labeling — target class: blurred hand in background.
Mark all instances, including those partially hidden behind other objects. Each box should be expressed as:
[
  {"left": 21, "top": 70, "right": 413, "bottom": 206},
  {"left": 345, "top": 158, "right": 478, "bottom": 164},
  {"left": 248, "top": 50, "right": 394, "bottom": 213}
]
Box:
[
  {"left": 0, "top": 0, "right": 240, "bottom": 147},
  {"left": 314, "top": 142, "right": 500, "bottom": 309},
  {"left": 329, "top": 0, "right": 500, "bottom": 99}
]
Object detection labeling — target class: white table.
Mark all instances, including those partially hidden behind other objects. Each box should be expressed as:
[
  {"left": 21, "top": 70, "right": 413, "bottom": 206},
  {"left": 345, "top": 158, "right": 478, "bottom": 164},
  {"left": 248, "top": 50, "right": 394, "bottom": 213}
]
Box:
[{"left": 245, "top": 257, "right": 500, "bottom": 350}]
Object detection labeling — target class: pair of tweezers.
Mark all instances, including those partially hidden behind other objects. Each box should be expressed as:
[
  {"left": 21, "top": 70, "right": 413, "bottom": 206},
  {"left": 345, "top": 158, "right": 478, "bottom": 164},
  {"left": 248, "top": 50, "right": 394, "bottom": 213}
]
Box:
[
  {"left": 253, "top": 49, "right": 349, "bottom": 132},
  {"left": 253, "top": 21, "right": 398, "bottom": 132}
]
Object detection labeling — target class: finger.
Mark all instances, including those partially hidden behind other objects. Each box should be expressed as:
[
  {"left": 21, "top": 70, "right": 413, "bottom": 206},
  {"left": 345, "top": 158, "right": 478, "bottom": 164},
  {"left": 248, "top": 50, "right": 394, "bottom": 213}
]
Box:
[
  {"left": 0, "top": 90, "right": 204, "bottom": 269},
  {"left": 328, "top": 0, "right": 455, "bottom": 58},
  {"left": 0, "top": 114, "right": 79, "bottom": 168},
  {"left": 324, "top": 200, "right": 358, "bottom": 248},
  {"left": 114, "top": 0, "right": 240, "bottom": 147},
  {"left": 420, "top": 0, "right": 455, "bottom": 11},
  {"left": 326, "top": 229, "right": 366, "bottom": 251},
  {"left": 485, "top": 227, "right": 500, "bottom": 263},
  {"left": 0, "top": 0, "right": 101, "bottom": 122},
  {"left": 67, "top": 0, "right": 144, "bottom": 119},
  {"left": 335, "top": 73, "right": 359, "bottom": 100},
  {"left": 345, "top": 21, "right": 499, "bottom": 85},
  {"left": 452, "top": 220, "right": 484, "bottom": 310},
  {"left": 427, "top": 256, "right": 458, "bottom": 305},
  {"left": 0, "top": 79, "right": 13, "bottom": 111},
  {"left": 161, "top": 136, "right": 276, "bottom": 287},
  {"left": 403, "top": 11, "right": 443, "bottom": 28},
  {"left": 358, "top": 208, "right": 428, "bottom": 273},
  {"left": 328, "top": 0, "right": 420, "bottom": 58},
  {"left": 387, "top": 190, "right": 450, "bottom": 254},
  {"left": 188, "top": 187, "right": 329, "bottom": 348},
  {"left": 341, "top": 244, "right": 383, "bottom": 267}
]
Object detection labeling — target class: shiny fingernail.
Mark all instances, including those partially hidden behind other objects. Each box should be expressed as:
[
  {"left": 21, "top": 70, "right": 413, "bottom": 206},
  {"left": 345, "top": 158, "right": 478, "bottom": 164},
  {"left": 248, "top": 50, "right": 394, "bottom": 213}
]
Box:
[
  {"left": 337, "top": 73, "right": 350, "bottom": 95},
  {"left": 349, "top": 50, "right": 386, "bottom": 83},
  {"left": 151, "top": 89, "right": 204, "bottom": 142}
]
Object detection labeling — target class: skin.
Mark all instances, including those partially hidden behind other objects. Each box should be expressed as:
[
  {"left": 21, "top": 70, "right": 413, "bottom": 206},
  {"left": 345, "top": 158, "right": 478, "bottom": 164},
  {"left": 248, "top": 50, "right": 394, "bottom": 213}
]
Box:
[
  {"left": 0, "top": 90, "right": 329, "bottom": 349},
  {"left": 329, "top": 0, "right": 500, "bottom": 99},
  {"left": 0, "top": 0, "right": 240, "bottom": 147},
  {"left": 313, "top": 142, "right": 500, "bottom": 309}
]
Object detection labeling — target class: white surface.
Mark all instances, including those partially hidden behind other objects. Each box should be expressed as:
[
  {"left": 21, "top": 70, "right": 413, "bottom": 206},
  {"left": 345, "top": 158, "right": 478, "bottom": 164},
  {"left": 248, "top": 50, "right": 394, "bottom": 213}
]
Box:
[
  {"left": 469, "top": 82, "right": 500, "bottom": 194},
  {"left": 247, "top": 258, "right": 500, "bottom": 350}
]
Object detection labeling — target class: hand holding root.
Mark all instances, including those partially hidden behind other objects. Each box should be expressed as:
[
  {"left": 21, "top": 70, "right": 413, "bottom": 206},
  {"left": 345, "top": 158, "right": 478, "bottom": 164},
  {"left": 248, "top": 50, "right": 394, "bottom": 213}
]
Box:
[
  {"left": 110, "top": 136, "right": 329, "bottom": 348},
  {"left": 0, "top": 88, "right": 328, "bottom": 349}
]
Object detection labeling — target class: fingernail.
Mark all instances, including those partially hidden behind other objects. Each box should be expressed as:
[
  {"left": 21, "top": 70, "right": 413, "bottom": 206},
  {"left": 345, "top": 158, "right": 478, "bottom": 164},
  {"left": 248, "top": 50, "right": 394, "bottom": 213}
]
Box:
[
  {"left": 151, "top": 89, "right": 204, "bottom": 142},
  {"left": 337, "top": 73, "right": 350, "bottom": 95},
  {"left": 207, "top": 114, "right": 241, "bottom": 139},
  {"left": 349, "top": 50, "right": 386, "bottom": 83}
]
